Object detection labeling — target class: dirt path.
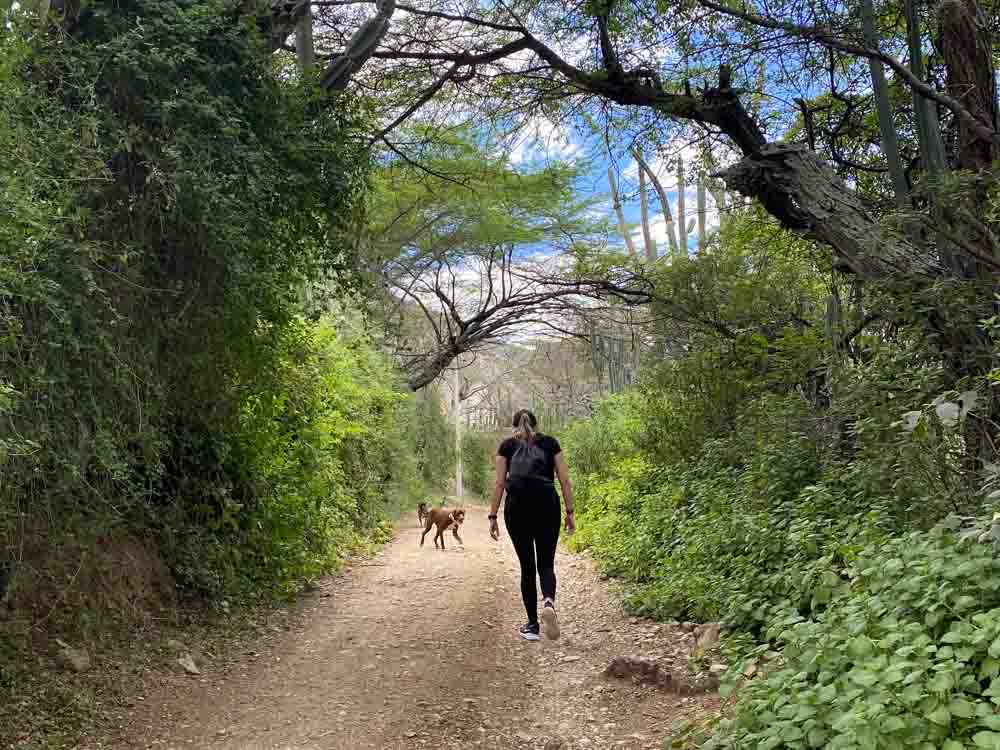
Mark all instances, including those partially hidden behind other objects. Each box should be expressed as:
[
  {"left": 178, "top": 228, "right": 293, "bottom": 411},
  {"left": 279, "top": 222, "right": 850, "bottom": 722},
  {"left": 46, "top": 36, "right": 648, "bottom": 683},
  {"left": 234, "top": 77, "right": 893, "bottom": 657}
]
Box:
[{"left": 84, "top": 507, "right": 717, "bottom": 750}]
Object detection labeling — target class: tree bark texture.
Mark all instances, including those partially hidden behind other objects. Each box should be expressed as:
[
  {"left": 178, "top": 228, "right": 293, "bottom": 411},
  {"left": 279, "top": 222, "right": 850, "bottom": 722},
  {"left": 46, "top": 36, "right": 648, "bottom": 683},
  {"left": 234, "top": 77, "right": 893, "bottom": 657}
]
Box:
[
  {"left": 905, "top": 0, "right": 948, "bottom": 178},
  {"left": 717, "top": 144, "right": 942, "bottom": 277},
  {"left": 295, "top": 3, "right": 315, "bottom": 72},
  {"left": 939, "top": 0, "right": 999, "bottom": 173}
]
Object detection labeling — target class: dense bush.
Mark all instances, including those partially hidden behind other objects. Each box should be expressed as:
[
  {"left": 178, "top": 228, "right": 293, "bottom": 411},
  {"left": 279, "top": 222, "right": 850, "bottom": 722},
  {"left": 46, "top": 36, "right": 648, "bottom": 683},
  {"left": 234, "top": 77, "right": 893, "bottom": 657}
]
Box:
[
  {"left": 563, "top": 212, "right": 997, "bottom": 748},
  {"left": 462, "top": 431, "right": 501, "bottom": 502},
  {"left": 0, "top": 0, "right": 451, "bottom": 637},
  {"left": 699, "top": 521, "right": 1000, "bottom": 750},
  {"left": 0, "top": 7, "right": 458, "bottom": 742}
]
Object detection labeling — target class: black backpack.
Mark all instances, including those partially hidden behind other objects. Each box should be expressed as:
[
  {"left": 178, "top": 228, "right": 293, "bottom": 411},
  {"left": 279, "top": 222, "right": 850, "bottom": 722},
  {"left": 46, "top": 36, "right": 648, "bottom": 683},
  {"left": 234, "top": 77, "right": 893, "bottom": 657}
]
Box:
[{"left": 505, "top": 438, "right": 553, "bottom": 496}]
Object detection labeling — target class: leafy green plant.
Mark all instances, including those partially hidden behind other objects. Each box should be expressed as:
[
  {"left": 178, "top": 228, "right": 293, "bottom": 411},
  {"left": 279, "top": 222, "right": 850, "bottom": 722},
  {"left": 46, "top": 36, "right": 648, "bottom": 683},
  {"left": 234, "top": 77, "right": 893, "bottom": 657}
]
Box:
[{"left": 704, "top": 521, "right": 1000, "bottom": 750}]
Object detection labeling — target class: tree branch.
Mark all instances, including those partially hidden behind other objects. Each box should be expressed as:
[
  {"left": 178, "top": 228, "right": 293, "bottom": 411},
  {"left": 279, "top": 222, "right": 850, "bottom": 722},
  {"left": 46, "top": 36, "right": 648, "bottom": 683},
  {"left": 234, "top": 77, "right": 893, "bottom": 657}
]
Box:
[{"left": 696, "top": 0, "right": 1000, "bottom": 146}]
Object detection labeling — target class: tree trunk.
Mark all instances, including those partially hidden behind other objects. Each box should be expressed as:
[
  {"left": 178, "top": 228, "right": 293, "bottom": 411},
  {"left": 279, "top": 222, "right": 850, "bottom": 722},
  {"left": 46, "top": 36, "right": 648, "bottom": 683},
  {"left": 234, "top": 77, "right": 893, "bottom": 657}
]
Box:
[
  {"left": 608, "top": 167, "right": 638, "bottom": 256},
  {"left": 717, "top": 143, "right": 942, "bottom": 278},
  {"left": 939, "top": 0, "right": 1000, "bottom": 174},
  {"left": 321, "top": 0, "right": 397, "bottom": 90},
  {"left": 453, "top": 362, "right": 463, "bottom": 500},
  {"left": 938, "top": 0, "right": 1000, "bottom": 470},
  {"left": 295, "top": 3, "right": 315, "bottom": 72},
  {"left": 860, "top": 0, "right": 909, "bottom": 207}
]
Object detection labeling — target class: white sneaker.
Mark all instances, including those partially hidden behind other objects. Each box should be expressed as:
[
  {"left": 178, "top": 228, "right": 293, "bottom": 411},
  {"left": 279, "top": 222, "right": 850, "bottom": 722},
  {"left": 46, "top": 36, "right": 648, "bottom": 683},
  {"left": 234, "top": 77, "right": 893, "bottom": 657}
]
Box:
[{"left": 540, "top": 599, "right": 560, "bottom": 640}]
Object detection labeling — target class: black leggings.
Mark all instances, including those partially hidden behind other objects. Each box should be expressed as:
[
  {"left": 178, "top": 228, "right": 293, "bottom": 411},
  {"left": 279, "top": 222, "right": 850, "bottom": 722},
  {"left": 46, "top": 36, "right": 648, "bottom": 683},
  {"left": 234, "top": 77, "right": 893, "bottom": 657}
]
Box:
[{"left": 505, "top": 495, "right": 561, "bottom": 625}]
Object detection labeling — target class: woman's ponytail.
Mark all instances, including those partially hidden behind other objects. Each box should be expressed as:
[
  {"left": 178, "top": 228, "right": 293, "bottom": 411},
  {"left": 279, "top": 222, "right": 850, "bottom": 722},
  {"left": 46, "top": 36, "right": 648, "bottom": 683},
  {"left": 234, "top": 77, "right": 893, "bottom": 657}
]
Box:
[{"left": 512, "top": 409, "right": 537, "bottom": 442}]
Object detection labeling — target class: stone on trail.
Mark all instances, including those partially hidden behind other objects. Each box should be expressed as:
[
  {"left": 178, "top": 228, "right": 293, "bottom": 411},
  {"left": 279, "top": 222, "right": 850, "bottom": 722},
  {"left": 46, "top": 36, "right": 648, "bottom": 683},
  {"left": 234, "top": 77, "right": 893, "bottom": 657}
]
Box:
[
  {"left": 692, "top": 622, "right": 721, "bottom": 655},
  {"left": 55, "top": 639, "right": 91, "bottom": 673},
  {"left": 177, "top": 654, "right": 201, "bottom": 675},
  {"left": 603, "top": 656, "right": 672, "bottom": 688}
]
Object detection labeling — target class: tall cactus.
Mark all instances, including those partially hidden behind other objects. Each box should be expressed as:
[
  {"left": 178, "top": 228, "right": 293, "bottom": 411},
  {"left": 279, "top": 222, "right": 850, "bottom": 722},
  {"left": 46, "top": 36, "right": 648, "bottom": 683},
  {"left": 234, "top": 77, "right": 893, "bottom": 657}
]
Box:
[
  {"left": 904, "top": 0, "right": 947, "bottom": 178},
  {"left": 676, "top": 157, "right": 687, "bottom": 256},
  {"left": 860, "top": 0, "right": 909, "bottom": 206},
  {"left": 607, "top": 168, "right": 638, "bottom": 256},
  {"left": 696, "top": 177, "right": 707, "bottom": 251},
  {"left": 632, "top": 148, "right": 678, "bottom": 255},
  {"left": 322, "top": 0, "right": 396, "bottom": 90},
  {"left": 638, "top": 160, "right": 657, "bottom": 260}
]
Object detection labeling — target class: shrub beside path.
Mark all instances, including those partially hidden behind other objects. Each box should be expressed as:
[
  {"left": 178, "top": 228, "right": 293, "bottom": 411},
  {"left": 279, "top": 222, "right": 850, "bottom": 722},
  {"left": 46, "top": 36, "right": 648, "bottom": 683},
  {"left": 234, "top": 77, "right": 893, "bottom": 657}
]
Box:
[{"left": 81, "top": 507, "right": 718, "bottom": 750}]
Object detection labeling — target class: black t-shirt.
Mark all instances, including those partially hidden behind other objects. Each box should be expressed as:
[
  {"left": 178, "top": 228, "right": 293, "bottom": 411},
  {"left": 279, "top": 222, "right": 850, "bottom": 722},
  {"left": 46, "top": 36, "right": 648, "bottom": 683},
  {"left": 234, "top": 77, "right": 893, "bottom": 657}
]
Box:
[{"left": 498, "top": 434, "right": 562, "bottom": 489}]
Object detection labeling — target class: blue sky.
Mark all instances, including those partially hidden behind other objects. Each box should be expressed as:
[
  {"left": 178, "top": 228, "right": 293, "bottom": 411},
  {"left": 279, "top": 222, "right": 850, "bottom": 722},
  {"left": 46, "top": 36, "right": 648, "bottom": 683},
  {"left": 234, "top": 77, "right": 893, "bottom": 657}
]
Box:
[{"left": 506, "top": 122, "right": 727, "bottom": 257}]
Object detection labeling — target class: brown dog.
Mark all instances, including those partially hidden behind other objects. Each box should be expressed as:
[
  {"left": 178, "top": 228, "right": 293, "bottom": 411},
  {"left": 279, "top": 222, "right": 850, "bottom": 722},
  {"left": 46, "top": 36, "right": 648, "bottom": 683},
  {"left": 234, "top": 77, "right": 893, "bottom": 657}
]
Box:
[
  {"left": 420, "top": 508, "right": 465, "bottom": 549},
  {"left": 417, "top": 502, "right": 429, "bottom": 526}
]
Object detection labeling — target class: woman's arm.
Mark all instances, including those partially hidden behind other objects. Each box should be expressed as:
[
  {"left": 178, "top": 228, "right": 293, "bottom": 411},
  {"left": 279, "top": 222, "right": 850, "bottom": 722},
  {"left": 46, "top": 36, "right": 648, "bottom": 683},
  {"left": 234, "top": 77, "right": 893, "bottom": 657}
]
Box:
[
  {"left": 488, "top": 455, "right": 506, "bottom": 540},
  {"left": 555, "top": 452, "right": 575, "bottom": 533}
]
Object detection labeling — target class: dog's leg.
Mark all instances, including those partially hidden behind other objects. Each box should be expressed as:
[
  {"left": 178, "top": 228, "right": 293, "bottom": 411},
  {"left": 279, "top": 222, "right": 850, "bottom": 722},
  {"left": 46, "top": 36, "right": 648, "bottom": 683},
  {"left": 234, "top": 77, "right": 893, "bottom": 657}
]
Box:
[
  {"left": 452, "top": 524, "right": 463, "bottom": 546},
  {"left": 421, "top": 517, "right": 432, "bottom": 547}
]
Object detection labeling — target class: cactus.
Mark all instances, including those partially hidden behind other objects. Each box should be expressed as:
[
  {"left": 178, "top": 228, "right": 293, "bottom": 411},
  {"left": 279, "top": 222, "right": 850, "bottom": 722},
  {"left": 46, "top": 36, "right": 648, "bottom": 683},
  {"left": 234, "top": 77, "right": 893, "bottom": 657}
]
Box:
[
  {"left": 632, "top": 147, "right": 678, "bottom": 255},
  {"left": 637, "top": 154, "right": 657, "bottom": 261},
  {"left": 322, "top": 0, "right": 396, "bottom": 91},
  {"left": 696, "top": 177, "right": 706, "bottom": 251},
  {"left": 607, "top": 168, "right": 638, "bottom": 256},
  {"left": 904, "top": 0, "right": 947, "bottom": 178},
  {"left": 861, "top": 0, "right": 908, "bottom": 206},
  {"left": 676, "top": 157, "right": 687, "bottom": 256}
]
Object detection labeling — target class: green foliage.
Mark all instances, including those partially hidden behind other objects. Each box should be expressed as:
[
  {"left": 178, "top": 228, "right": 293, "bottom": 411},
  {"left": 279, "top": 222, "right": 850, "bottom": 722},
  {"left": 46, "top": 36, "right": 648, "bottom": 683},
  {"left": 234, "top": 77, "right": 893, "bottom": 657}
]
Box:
[
  {"left": 701, "top": 522, "right": 1000, "bottom": 750},
  {"left": 461, "top": 431, "right": 501, "bottom": 502},
  {"left": 412, "top": 387, "right": 457, "bottom": 491},
  {"left": 159, "top": 315, "right": 429, "bottom": 600},
  {"left": 0, "top": 0, "right": 376, "bottom": 608},
  {"left": 369, "top": 125, "right": 609, "bottom": 266},
  {"left": 564, "top": 212, "right": 996, "bottom": 748},
  {"left": 0, "top": 5, "right": 457, "bottom": 743}
]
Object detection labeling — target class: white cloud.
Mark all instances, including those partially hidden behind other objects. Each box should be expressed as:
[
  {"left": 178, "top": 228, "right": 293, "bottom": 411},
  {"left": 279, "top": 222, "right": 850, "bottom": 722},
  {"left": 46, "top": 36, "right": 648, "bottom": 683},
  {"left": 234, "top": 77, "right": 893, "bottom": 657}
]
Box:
[{"left": 507, "top": 115, "right": 583, "bottom": 164}]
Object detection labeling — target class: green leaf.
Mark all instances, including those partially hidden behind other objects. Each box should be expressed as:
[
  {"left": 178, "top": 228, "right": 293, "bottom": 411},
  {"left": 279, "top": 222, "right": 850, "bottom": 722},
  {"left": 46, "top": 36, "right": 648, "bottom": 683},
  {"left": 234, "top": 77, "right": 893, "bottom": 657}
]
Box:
[
  {"left": 928, "top": 705, "right": 952, "bottom": 725},
  {"left": 851, "top": 670, "right": 879, "bottom": 687},
  {"left": 808, "top": 727, "right": 828, "bottom": 747},
  {"left": 989, "top": 638, "right": 1000, "bottom": 659},
  {"left": 983, "top": 715, "right": 1000, "bottom": 730},
  {"left": 950, "top": 699, "right": 976, "bottom": 718},
  {"left": 882, "top": 715, "right": 907, "bottom": 732},
  {"left": 973, "top": 731, "right": 1000, "bottom": 749},
  {"left": 848, "top": 636, "right": 874, "bottom": 659},
  {"left": 929, "top": 673, "right": 955, "bottom": 692}
]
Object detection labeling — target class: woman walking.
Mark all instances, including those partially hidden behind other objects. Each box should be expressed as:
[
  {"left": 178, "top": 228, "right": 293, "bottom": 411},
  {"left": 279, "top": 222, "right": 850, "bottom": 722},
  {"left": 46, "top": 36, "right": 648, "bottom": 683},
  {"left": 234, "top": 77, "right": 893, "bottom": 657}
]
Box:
[{"left": 488, "top": 409, "right": 575, "bottom": 641}]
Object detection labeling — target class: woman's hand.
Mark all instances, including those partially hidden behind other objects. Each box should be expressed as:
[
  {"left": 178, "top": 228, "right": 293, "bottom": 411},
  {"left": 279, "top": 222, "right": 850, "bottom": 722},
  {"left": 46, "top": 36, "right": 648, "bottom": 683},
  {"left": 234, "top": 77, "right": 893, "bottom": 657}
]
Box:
[
  {"left": 564, "top": 511, "right": 576, "bottom": 536},
  {"left": 489, "top": 517, "right": 500, "bottom": 540}
]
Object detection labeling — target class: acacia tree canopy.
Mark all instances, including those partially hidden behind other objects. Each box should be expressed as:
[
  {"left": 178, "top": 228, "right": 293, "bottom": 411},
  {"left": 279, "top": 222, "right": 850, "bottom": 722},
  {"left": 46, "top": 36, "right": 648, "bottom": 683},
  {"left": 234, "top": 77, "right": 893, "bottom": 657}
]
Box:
[{"left": 262, "top": 0, "right": 1000, "bottom": 285}]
